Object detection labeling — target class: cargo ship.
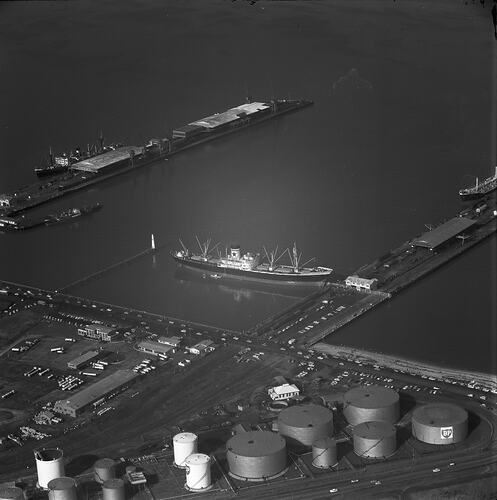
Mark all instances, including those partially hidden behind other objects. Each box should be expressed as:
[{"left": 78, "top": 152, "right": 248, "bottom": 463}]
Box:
[
  {"left": 1, "top": 97, "right": 312, "bottom": 218},
  {"left": 0, "top": 203, "right": 102, "bottom": 232},
  {"left": 172, "top": 239, "right": 333, "bottom": 284},
  {"left": 459, "top": 166, "right": 497, "bottom": 200}
]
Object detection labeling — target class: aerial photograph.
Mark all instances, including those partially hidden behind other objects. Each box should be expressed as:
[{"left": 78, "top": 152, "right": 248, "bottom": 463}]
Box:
[{"left": 0, "top": 1, "right": 496, "bottom": 498}]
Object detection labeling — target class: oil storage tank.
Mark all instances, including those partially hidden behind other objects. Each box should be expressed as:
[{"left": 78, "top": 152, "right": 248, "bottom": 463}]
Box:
[
  {"left": 184, "top": 454, "right": 212, "bottom": 492},
  {"left": 173, "top": 432, "right": 198, "bottom": 468},
  {"left": 343, "top": 386, "right": 399, "bottom": 426},
  {"left": 353, "top": 421, "right": 397, "bottom": 459},
  {"left": 47, "top": 477, "right": 77, "bottom": 500},
  {"left": 102, "top": 479, "right": 125, "bottom": 500},
  {"left": 94, "top": 458, "right": 116, "bottom": 483},
  {"left": 278, "top": 404, "right": 333, "bottom": 449},
  {"left": 412, "top": 403, "right": 468, "bottom": 445},
  {"left": 226, "top": 431, "right": 287, "bottom": 481},
  {"left": 34, "top": 448, "right": 65, "bottom": 489},
  {"left": 0, "top": 486, "right": 24, "bottom": 500},
  {"left": 311, "top": 437, "right": 338, "bottom": 469}
]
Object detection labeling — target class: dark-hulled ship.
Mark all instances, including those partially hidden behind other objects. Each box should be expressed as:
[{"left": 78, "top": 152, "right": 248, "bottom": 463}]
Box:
[
  {"left": 172, "top": 238, "right": 333, "bottom": 284},
  {"left": 459, "top": 166, "right": 497, "bottom": 200}
]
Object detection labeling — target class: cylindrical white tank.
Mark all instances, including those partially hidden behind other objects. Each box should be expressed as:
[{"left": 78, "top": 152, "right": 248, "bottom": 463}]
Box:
[
  {"left": 173, "top": 432, "right": 198, "bottom": 468},
  {"left": 353, "top": 421, "right": 397, "bottom": 459},
  {"left": 102, "top": 479, "right": 125, "bottom": 500},
  {"left": 312, "top": 437, "right": 338, "bottom": 469},
  {"left": 412, "top": 403, "right": 468, "bottom": 445},
  {"left": 94, "top": 458, "right": 116, "bottom": 483},
  {"left": 47, "top": 477, "right": 77, "bottom": 500},
  {"left": 343, "top": 386, "right": 400, "bottom": 426},
  {"left": 184, "top": 454, "right": 212, "bottom": 492},
  {"left": 34, "top": 448, "right": 65, "bottom": 489},
  {"left": 0, "top": 486, "right": 24, "bottom": 500}
]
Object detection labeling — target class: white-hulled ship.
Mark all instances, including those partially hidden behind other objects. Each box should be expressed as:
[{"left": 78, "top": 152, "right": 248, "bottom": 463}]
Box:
[
  {"left": 172, "top": 238, "right": 333, "bottom": 284},
  {"left": 459, "top": 166, "right": 497, "bottom": 200}
]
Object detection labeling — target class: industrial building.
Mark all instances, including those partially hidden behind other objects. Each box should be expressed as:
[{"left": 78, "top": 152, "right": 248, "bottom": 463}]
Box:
[
  {"left": 412, "top": 217, "right": 476, "bottom": 250},
  {"left": 411, "top": 403, "right": 468, "bottom": 445},
  {"left": 345, "top": 275, "right": 378, "bottom": 291},
  {"left": 226, "top": 431, "right": 288, "bottom": 481},
  {"left": 343, "top": 385, "right": 400, "bottom": 426},
  {"left": 67, "top": 350, "right": 100, "bottom": 370},
  {"left": 278, "top": 404, "right": 334, "bottom": 449},
  {"left": 158, "top": 336, "right": 182, "bottom": 349},
  {"left": 191, "top": 102, "right": 270, "bottom": 129},
  {"left": 267, "top": 383, "right": 300, "bottom": 401},
  {"left": 53, "top": 370, "right": 138, "bottom": 417},
  {"left": 137, "top": 340, "right": 174, "bottom": 357},
  {"left": 77, "top": 324, "right": 118, "bottom": 342},
  {"left": 70, "top": 146, "right": 143, "bottom": 173},
  {"left": 187, "top": 339, "right": 215, "bottom": 355},
  {"left": 353, "top": 421, "right": 397, "bottom": 459}
]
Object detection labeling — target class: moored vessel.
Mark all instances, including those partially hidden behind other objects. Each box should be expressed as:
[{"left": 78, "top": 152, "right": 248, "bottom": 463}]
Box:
[
  {"left": 459, "top": 167, "right": 497, "bottom": 200},
  {"left": 172, "top": 238, "right": 332, "bottom": 284}
]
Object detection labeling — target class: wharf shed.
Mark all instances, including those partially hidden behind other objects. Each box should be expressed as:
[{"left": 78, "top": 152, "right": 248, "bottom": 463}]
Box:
[
  {"left": 70, "top": 146, "right": 143, "bottom": 174},
  {"left": 53, "top": 369, "right": 138, "bottom": 417},
  {"left": 412, "top": 217, "right": 476, "bottom": 250}
]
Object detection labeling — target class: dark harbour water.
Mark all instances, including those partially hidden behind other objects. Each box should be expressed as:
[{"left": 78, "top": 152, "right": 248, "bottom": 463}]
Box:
[{"left": 0, "top": 1, "right": 495, "bottom": 373}]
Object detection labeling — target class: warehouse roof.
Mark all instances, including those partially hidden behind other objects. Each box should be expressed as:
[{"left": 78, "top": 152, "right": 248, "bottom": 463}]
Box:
[
  {"left": 412, "top": 217, "right": 475, "bottom": 249},
  {"left": 190, "top": 102, "right": 269, "bottom": 129},
  {"left": 67, "top": 350, "right": 100, "bottom": 367},
  {"left": 71, "top": 146, "right": 143, "bottom": 172},
  {"left": 56, "top": 370, "right": 138, "bottom": 412},
  {"left": 138, "top": 341, "right": 173, "bottom": 354}
]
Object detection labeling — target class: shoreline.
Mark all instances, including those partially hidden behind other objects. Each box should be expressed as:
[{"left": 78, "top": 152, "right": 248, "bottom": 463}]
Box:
[{"left": 313, "top": 342, "right": 497, "bottom": 390}]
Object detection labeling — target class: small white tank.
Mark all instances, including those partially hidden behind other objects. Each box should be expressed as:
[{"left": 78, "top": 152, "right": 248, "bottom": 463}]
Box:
[
  {"left": 173, "top": 432, "right": 198, "bottom": 468},
  {"left": 184, "top": 454, "right": 212, "bottom": 492},
  {"left": 34, "top": 448, "right": 65, "bottom": 489}
]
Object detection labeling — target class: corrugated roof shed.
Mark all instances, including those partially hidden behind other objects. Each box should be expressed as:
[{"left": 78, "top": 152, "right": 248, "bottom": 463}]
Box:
[
  {"left": 138, "top": 340, "right": 173, "bottom": 355},
  {"left": 412, "top": 217, "right": 475, "bottom": 249},
  {"left": 71, "top": 146, "right": 142, "bottom": 172},
  {"left": 67, "top": 350, "right": 100, "bottom": 368},
  {"left": 57, "top": 369, "right": 138, "bottom": 412}
]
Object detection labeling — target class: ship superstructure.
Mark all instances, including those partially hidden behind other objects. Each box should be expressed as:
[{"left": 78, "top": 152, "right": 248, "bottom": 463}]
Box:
[
  {"left": 459, "top": 166, "right": 497, "bottom": 200},
  {"left": 172, "top": 238, "right": 332, "bottom": 284}
]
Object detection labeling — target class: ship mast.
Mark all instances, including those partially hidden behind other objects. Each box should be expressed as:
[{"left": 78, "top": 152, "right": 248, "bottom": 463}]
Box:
[
  {"left": 263, "top": 245, "right": 286, "bottom": 272},
  {"left": 195, "top": 236, "right": 220, "bottom": 261},
  {"left": 286, "top": 243, "right": 315, "bottom": 273},
  {"left": 178, "top": 238, "right": 189, "bottom": 255}
]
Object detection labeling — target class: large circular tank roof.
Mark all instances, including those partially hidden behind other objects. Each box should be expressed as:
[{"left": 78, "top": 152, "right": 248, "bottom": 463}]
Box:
[
  {"left": 344, "top": 386, "right": 399, "bottom": 409},
  {"left": 412, "top": 403, "right": 467, "bottom": 426},
  {"left": 227, "top": 431, "right": 285, "bottom": 457},
  {"left": 278, "top": 404, "right": 333, "bottom": 428},
  {"left": 353, "top": 420, "right": 396, "bottom": 439}
]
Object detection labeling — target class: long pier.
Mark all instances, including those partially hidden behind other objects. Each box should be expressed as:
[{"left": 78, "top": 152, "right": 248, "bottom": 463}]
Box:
[
  {"left": 253, "top": 194, "right": 497, "bottom": 348},
  {"left": 0, "top": 99, "right": 312, "bottom": 218}
]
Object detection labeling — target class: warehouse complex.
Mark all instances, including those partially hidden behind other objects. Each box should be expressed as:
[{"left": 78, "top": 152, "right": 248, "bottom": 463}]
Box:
[
  {"left": 412, "top": 217, "right": 476, "bottom": 250},
  {"left": 53, "top": 370, "right": 138, "bottom": 417}
]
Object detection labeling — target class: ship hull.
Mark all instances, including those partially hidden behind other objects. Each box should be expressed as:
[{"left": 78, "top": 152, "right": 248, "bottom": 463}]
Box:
[
  {"left": 173, "top": 255, "right": 332, "bottom": 284},
  {"left": 35, "top": 166, "right": 68, "bottom": 177},
  {"left": 459, "top": 186, "right": 496, "bottom": 201}
]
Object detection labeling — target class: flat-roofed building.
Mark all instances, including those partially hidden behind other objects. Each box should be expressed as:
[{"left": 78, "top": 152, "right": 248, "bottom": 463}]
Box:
[
  {"left": 187, "top": 339, "right": 215, "bottom": 355},
  {"left": 137, "top": 341, "right": 173, "bottom": 357},
  {"left": 345, "top": 275, "right": 378, "bottom": 291},
  {"left": 191, "top": 102, "right": 270, "bottom": 130},
  {"left": 412, "top": 217, "right": 476, "bottom": 250},
  {"left": 67, "top": 350, "right": 100, "bottom": 370},
  {"left": 53, "top": 369, "right": 138, "bottom": 417},
  {"left": 70, "top": 146, "right": 143, "bottom": 173},
  {"left": 172, "top": 124, "right": 205, "bottom": 139},
  {"left": 268, "top": 383, "right": 300, "bottom": 401},
  {"left": 78, "top": 324, "right": 118, "bottom": 342}
]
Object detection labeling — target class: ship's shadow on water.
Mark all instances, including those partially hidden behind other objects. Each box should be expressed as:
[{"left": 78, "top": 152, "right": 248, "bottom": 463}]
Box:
[{"left": 173, "top": 265, "right": 319, "bottom": 302}]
